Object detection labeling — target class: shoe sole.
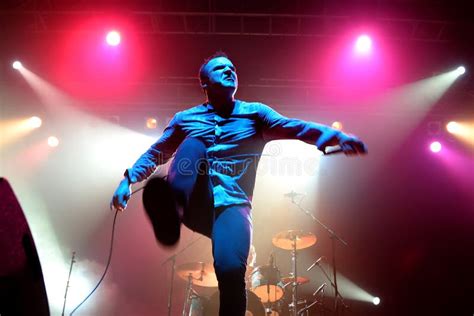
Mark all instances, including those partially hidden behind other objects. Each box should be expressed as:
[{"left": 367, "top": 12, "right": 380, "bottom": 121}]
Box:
[{"left": 142, "top": 177, "right": 181, "bottom": 246}]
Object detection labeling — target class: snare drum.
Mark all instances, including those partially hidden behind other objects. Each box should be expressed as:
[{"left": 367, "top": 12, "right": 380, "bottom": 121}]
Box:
[{"left": 250, "top": 265, "right": 284, "bottom": 303}]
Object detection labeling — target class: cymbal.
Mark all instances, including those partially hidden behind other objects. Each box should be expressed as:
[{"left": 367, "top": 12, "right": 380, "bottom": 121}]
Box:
[
  {"left": 281, "top": 276, "right": 310, "bottom": 285},
  {"left": 272, "top": 230, "right": 317, "bottom": 250},
  {"left": 176, "top": 262, "right": 218, "bottom": 287}
]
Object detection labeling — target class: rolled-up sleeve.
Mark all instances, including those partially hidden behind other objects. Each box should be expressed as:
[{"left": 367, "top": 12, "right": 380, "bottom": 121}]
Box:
[
  {"left": 125, "top": 112, "right": 184, "bottom": 183},
  {"left": 258, "top": 103, "right": 341, "bottom": 151}
]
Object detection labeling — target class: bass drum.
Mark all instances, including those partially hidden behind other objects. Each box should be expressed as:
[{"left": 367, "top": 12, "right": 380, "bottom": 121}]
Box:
[
  {"left": 249, "top": 265, "right": 284, "bottom": 303},
  {"left": 204, "top": 290, "right": 265, "bottom": 316}
]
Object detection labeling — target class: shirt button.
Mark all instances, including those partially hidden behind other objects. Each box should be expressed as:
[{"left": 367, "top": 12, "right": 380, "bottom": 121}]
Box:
[{"left": 215, "top": 125, "right": 222, "bottom": 137}]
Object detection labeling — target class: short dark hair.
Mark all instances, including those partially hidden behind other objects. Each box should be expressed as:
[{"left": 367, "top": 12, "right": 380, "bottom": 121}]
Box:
[{"left": 199, "top": 51, "right": 230, "bottom": 87}]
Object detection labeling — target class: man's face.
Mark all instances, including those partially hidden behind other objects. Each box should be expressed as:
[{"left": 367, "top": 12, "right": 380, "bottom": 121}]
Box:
[{"left": 203, "top": 57, "right": 238, "bottom": 94}]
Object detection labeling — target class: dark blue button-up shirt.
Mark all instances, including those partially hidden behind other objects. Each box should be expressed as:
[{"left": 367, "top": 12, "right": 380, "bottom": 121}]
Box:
[{"left": 126, "top": 100, "right": 340, "bottom": 208}]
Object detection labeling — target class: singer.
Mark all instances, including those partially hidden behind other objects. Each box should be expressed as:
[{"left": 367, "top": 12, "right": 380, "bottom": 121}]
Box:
[{"left": 110, "top": 52, "right": 367, "bottom": 316}]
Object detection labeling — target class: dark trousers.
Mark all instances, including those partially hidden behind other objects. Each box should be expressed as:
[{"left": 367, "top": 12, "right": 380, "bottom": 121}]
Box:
[{"left": 149, "top": 138, "right": 251, "bottom": 316}]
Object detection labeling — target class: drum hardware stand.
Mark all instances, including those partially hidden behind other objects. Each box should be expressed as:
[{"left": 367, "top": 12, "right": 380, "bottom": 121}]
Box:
[
  {"left": 291, "top": 238, "right": 298, "bottom": 316},
  {"left": 298, "top": 300, "right": 311, "bottom": 316},
  {"left": 62, "top": 251, "right": 76, "bottom": 316},
  {"left": 311, "top": 261, "right": 349, "bottom": 311},
  {"left": 289, "top": 196, "right": 348, "bottom": 315},
  {"left": 263, "top": 298, "right": 283, "bottom": 316},
  {"left": 297, "top": 283, "right": 328, "bottom": 315},
  {"left": 162, "top": 236, "right": 203, "bottom": 316},
  {"left": 297, "top": 299, "right": 322, "bottom": 316},
  {"left": 285, "top": 233, "right": 303, "bottom": 316},
  {"left": 182, "top": 271, "right": 201, "bottom": 316}
]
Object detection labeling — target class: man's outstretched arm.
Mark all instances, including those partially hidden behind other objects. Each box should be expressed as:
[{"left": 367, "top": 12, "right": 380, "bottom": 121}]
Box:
[{"left": 258, "top": 103, "right": 367, "bottom": 155}]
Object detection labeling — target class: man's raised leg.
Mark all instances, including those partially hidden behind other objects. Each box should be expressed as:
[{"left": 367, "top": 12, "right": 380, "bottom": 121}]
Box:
[{"left": 142, "top": 137, "right": 211, "bottom": 245}]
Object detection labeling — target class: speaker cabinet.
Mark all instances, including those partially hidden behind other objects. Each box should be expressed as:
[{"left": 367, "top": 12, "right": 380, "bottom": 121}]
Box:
[{"left": 0, "top": 178, "right": 49, "bottom": 316}]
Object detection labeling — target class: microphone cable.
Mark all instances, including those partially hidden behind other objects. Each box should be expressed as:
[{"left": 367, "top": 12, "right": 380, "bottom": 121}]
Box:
[{"left": 69, "top": 186, "right": 144, "bottom": 315}]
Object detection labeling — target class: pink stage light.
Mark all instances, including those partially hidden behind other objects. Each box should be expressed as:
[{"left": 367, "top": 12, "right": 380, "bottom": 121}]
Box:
[
  {"left": 355, "top": 35, "right": 372, "bottom": 55},
  {"left": 430, "top": 141, "right": 442, "bottom": 153},
  {"left": 106, "top": 30, "right": 121, "bottom": 46},
  {"left": 12, "top": 61, "right": 23, "bottom": 70}
]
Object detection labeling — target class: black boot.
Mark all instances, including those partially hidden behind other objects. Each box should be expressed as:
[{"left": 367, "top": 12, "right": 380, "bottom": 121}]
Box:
[{"left": 142, "top": 177, "right": 181, "bottom": 246}]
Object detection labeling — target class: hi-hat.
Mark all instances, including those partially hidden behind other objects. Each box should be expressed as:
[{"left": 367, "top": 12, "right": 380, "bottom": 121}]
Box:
[
  {"left": 176, "top": 262, "right": 218, "bottom": 287},
  {"left": 272, "top": 230, "right": 317, "bottom": 250}
]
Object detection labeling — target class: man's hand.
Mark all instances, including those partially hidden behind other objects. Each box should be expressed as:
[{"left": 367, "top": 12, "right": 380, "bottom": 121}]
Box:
[
  {"left": 338, "top": 133, "right": 368, "bottom": 156},
  {"left": 110, "top": 177, "right": 132, "bottom": 212}
]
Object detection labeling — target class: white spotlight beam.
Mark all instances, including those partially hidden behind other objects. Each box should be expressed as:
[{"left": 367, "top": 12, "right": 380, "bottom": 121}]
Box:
[
  {"left": 447, "top": 121, "right": 474, "bottom": 146},
  {"left": 321, "top": 269, "right": 378, "bottom": 304},
  {"left": 10, "top": 66, "right": 165, "bottom": 315},
  {"left": 357, "top": 68, "right": 465, "bottom": 172}
]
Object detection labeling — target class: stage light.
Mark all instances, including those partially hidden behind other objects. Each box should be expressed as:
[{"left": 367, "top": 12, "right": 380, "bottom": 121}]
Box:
[
  {"left": 430, "top": 141, "right": 442, "bottom": 153},
  {"left": 27, "top": 116, "right": 42, "bottom": 129},
  {"left": 373, "top": 297, "right": 381, "bottom": 305},
  {"left": 331, "top": 121, "right": 343, "bottom": 130},
  {"left": 146, "top": 117, "right": 158, "bottom": 129},
  {"left": 444, "top": 121, "right": 474, "bottom": 146},
  {"left": 446, "top": 121, "right": 461, "bottom": 134},
  {"left": 355, "top": 35, "right": 372, "bottom": 55},
  {"left": 47, "top": 136, "right": 59, "bottom": 147},
  {"left": 455, "top": 66, "right": 466, "bottom": 75},
  {"left": 106, "top": 30, "right": 121, "bottom": 46},
  {"left": 12, "top": 61, "right": 23, "bottom": 70}
]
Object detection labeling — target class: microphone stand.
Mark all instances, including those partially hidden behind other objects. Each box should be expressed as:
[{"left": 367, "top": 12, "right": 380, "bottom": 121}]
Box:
[
  {"left": 162, "top": 236, "right": 203, "bottom": 316},
  {"left": 62, "top": 251, "right": 76, "bottom": 316},
  {"left": 289, "top": 196, "right": 348, "bottom": 315}
]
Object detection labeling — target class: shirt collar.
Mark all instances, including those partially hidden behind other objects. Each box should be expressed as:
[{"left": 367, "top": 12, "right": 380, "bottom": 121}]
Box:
[
  {"left": 204, "top": 100, "right": 239, "bottom": 112},
  {"left": 205, "top": 102, "right": 214, "bottom": 111}
]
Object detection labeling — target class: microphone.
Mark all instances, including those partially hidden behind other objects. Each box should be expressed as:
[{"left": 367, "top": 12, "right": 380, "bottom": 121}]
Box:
[
  {"left": 307, "top": 256, "right": 324, "bottom": 271},
  {"left": 313, "top": 283, "right": 327, "bottom": 296},
  {"left": 324, "top": 146, "right": 343, "bottom": 155},
  {"left": 284, "top": 191, "right": 305, "bottom": 199}
]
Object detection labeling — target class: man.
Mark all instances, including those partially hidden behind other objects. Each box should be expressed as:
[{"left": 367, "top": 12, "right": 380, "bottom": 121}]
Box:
[{"left": 111, "top": 52, "right": 367, "bottom": 316}]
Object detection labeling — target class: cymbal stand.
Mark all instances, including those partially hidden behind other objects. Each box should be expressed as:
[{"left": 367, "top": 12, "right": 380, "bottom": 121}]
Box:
[
  {"left": 162, "top": 236, "right": 203, "bottom": 316},
  {"left": 61, "top": 251, "right": 76, "bottom": 316},
  {"left": 289, "top": 196, "right": 348, "bottom": 315},
  {"left": 182, "top": 273, "right": 195, "bottom": 316},
  {"left": 289, "top": 236, "right": 298, "bottom": 316}
]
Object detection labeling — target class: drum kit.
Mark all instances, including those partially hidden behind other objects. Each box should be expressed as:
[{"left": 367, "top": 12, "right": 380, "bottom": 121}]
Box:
[{"left": 176, "top": 230, "right": 327, "bottom": 316}]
